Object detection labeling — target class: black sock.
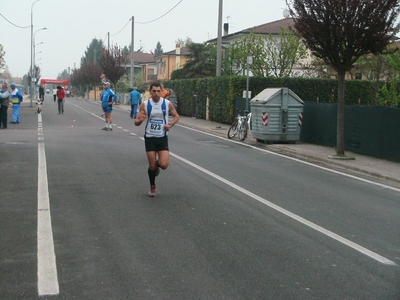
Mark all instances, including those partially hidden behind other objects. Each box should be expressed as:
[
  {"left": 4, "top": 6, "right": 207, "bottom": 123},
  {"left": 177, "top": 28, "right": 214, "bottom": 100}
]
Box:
[{"left": 148, "top": 168, "right": 156, "bottom": 185}]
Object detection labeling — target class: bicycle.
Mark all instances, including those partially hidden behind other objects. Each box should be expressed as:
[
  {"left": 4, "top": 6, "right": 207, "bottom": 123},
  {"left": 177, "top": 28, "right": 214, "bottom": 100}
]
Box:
[
  {"left": 227, "top": 109, "right": 242, "bottom": 139},
  {"left": 227, "top": 109, "right": 251, "bottom": 141},
  {"left": 238, "top": 110, "right": 251, "bottom": 141}
]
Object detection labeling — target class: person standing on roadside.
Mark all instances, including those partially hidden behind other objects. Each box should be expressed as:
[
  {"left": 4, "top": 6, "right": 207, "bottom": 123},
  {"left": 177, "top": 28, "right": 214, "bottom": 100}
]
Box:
[
  {"left": 0, "top": 82, "right": 10, "bottom": 129},
  {"left": 101, "top": 82, "right": 118, "bottom": 131},
  {"left": 10, "top": 83, "right": 23, "bottom": 124},
  {"left": 39, "top": 85, "right": 45, "bottom": 102},
  {"left": 52, "top": 87, "right": 57, "bottom": 102},
  {"left": 160, "top": 83, "right": 172, "bottom": 99},
  {"left": 129, "top": 87, "right": 141, "bottom": 119},
  {"left": 56, "top": 86, "right": 65, "bottom": 114},
  {"left": 134, "top": 81, "right": 180, "bottom": 197}
]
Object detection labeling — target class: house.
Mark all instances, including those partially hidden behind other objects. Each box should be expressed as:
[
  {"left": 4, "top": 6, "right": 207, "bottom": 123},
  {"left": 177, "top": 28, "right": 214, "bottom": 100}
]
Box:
[
  {"left": 0, "top": 72, "right": 24, "bottom": 90},
  {"left": 123, "top": 52, "right": 157, "bottom": 84},
  {"left": 0, "top": 72, "right": 12, "bottom": 85},
  {"left": 206, "top": 18, "right": 313, "bottom": 77},
  {"left": 207, "top": 18, "right": 296, "bottom": 45},
  {"left": 155, "top": 44, "right": 191, "bottom": 81}
]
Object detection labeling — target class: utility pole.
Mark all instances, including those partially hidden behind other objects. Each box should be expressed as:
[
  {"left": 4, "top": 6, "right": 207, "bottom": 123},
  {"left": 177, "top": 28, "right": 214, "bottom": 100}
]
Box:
[
  {"left": 107, "top": 32, "right": 110, "bottom": 51},
  {"left": 94, "top": 49, "right": 97, "bottom": 100},
  {"left": 130, "top": 16, "right": 135, "bottom": 88},
  {"left": 216, "top": 0, "right": 223, "bottom": 77}
]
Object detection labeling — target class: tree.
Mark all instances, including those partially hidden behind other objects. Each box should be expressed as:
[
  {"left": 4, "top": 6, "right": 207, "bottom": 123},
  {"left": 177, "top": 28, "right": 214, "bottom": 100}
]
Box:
[
  {"left": 353, "top": 51, "right": 396, "bottom": 105},
  {"left": 386, "top": 48, "right": 400, "bottom": 73},
  {"left": 0, "top": 44, "right": 5, "bottom": 71},
  {"left": 233, "top": 32, "right": 269, "bottom": 77},
  {"left": 58, "top": 69, "right": 70, "bottom": 80},
  {"left": 81, "top": 39, "right": 104, "bottom": 66},
  {"left": 221, "top": 29, "right": 307, "bottom": 77},
  {"left": 287, "top": 0, "right": 400, "bottom": 156},
  {"left": 100, "top": 45, "right": 126, "bottom": 89},
  {"left": 121, "top": 45, "right": 130, "bottom": 57},
  {"left": 34, "top": 65, "right": 41, "bottom": 84},
  {"left": 175, "top": 37, "right": 193, "bottom": 47},
  {"left": 171, "top": 43, "right": 216, "bottom": 79},
  {"left": 79, "top": 62, "right": 101, "bottom": 87},
  {"left": 154, "top": 41, "right": 163, "bottom": 57},
  {"left": 265, "top": 28, "right": 308, "bottom": 77},
  {"left": 221, "top": 42, "right": 244, "bottom": 76}
]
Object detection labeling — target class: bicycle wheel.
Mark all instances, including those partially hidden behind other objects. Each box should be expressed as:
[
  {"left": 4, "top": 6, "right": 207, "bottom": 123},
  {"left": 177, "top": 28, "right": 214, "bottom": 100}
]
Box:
[
  {"left": 238, "top": 122, "right": 247, "bottom": 141},
  {"left": 227, "top": 120, "right": 238, "bottom": 138}
]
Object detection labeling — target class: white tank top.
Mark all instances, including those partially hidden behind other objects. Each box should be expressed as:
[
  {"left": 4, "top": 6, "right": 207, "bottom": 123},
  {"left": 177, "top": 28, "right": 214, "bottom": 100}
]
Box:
[{"left": 144, "top": 98, "right": 170, "bottom": 137}]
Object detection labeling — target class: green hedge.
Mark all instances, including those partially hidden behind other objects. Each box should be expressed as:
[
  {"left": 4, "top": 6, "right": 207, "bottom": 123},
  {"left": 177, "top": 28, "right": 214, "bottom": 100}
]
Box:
[{"left": 165, "top": 76, "right": 382, "bottom": 124}]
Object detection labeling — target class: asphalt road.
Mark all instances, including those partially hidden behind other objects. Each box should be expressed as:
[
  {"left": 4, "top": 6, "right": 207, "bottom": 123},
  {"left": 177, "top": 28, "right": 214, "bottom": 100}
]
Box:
[{"left": 1, "top": 96, "right": 399, "bottom": 299}]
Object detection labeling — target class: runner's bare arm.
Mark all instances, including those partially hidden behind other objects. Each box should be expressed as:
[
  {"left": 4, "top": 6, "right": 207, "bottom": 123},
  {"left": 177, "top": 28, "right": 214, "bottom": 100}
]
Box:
[
  {"left": 165, "top": 102, "right": 180, "bottom": 131},
  {"left": 134, "top": 103, "right": 147, "bottom": 126}
]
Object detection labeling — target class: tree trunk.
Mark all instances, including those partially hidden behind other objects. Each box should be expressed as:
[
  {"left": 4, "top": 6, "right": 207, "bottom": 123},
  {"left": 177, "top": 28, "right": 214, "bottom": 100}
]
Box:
[{"left": 336, "top": 70, "right": 346, "bottom": 156}]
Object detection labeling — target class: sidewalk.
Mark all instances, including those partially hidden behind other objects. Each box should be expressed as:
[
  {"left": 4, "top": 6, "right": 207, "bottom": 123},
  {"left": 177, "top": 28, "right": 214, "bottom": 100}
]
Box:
[{"left": 172, "top": 114, "right": 400, "bottom": 189}]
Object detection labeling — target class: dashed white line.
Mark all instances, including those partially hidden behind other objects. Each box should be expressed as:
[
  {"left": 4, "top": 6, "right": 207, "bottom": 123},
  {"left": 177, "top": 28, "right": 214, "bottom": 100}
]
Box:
[{"left": 37, "top": 114, "right": 59, "bottom": 296}]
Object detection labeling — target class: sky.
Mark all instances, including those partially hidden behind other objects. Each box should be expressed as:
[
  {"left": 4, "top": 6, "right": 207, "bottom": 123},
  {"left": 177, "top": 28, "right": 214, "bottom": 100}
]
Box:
[{"left": 0, "top": 0, "right": 289, "bottom": 79}]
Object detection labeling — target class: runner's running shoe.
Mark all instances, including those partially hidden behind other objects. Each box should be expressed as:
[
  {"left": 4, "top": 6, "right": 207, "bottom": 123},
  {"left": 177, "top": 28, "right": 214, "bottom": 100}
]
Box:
[{"left": 149, "top": 185, "right": 156, "bottom": 197}]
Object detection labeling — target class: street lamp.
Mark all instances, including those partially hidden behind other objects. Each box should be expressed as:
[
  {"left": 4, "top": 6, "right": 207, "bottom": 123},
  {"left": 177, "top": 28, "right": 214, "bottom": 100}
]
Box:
[
  {"left": 30, "top": 0, "right": 41, "bottom": 106},
  {"left": 32, "top": 27, "right": 47, "bottom": 100},
  {"left": 34, "top": 42, "right": 44, "bottom": 71}
]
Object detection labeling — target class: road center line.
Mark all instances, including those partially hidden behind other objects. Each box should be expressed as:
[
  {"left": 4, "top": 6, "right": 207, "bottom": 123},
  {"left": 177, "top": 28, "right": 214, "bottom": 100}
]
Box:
[
  {"left": 37, "top": 114, "right": 59, "bottom": 296},
  {"left": 170, "top": 151, "right": 397, "bottom": 266}
]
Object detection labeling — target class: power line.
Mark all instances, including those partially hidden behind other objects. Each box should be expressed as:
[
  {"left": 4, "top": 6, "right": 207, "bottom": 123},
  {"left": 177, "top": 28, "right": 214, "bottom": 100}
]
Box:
[
  {"left": 109, "top": 0, "right": 183, "bottom": 37},
  {"left": 135, "top": 0, "right": 183, "bottom": 24},
  {"left": 0, "top": 13, "right": 30, "bottom": 28},
  {"left": 110, "top": 19, "right": 131, "bottom": 37}
]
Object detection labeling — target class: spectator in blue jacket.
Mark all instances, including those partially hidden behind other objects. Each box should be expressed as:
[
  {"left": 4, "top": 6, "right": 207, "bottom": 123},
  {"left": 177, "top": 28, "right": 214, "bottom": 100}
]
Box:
[
  {"left": 10, "top": 83, "right": 23, "bottom": 124},
  {"left": 129, "top": 87, "right": 141, "bottom": 119},
  {"left": 101, "top": 82, "right": 118, "bottom": 131}
]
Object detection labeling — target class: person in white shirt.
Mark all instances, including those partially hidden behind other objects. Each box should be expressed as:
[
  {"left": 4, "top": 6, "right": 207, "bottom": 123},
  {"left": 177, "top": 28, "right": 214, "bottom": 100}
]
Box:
[{"left": 134, "top": 82, "right": 179, "bottom": 197}]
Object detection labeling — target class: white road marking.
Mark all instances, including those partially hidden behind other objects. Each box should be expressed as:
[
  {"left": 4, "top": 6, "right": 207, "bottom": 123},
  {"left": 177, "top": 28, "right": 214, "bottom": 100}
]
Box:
[
  {"left": 37, "top": 115, "right": 59, "bottom": 296},
  {"left": 179, "top": 125, "right": 400, "bottom": 193},
  {"left": 170, "top": 152, "right": 397, "bottom": 266},
  {"left": 72, "top": 100, "right": 397, "bottom": 265}
]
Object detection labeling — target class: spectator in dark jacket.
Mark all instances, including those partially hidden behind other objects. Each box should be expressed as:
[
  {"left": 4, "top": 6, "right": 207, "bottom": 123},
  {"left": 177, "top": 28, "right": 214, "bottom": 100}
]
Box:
[
  {"left": 39, "top": 85, "right": 45, "bottom": 101},
  {"left": 0, "top": 82, "right": 10, "bottom": 128}
]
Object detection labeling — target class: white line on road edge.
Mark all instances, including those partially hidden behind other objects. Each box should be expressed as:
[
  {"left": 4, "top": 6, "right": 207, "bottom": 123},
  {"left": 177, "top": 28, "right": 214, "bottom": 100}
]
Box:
[
  {"left": 37, "top": 115, "right": 59, "bottom": 296},
  {"left": 70, "top": 101, "right": 396, "bottom": 264},
  {"left": 170, "top": 152, "right": 397, "bottom": 266},
  {"left": 180, "top": 125, "right": 400, "bottom": 193}
]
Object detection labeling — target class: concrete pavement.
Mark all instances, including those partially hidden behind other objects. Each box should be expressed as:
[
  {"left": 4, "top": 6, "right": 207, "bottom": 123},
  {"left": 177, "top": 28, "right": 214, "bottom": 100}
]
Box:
[{"left": 8, "top": 99, "right": 399, "bottom": 189}]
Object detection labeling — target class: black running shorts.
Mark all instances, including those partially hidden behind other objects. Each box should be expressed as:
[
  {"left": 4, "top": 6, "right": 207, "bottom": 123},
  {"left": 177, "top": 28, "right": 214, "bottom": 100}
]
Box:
[{"left": 144, "top": 136, "right": 169, "bottom": 152}]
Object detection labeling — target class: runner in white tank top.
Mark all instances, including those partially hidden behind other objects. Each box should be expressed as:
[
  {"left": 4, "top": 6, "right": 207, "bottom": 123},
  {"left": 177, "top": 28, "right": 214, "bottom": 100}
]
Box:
[{"left": 134, "top": 82, "right": 180, "bottom": 197}]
